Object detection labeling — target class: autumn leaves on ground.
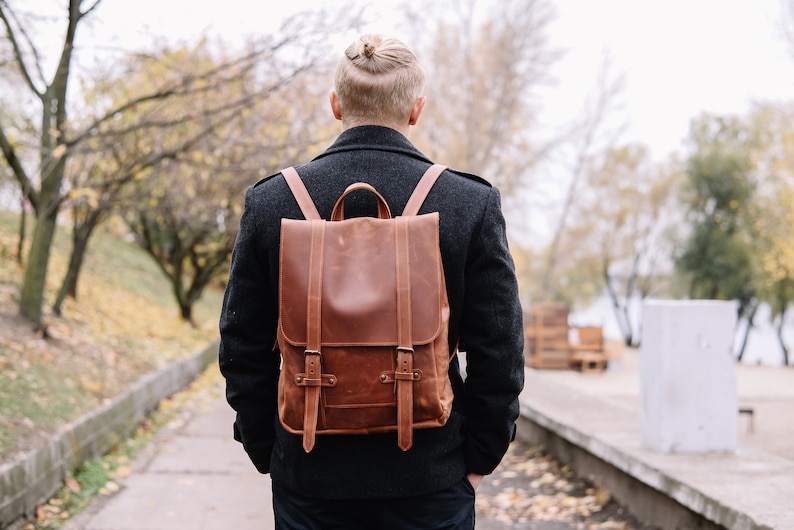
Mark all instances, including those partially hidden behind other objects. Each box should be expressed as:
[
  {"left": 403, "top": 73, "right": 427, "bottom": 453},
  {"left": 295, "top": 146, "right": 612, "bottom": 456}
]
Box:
[{"left": 0, "top": 209, "right": 223, "bottom": 466}]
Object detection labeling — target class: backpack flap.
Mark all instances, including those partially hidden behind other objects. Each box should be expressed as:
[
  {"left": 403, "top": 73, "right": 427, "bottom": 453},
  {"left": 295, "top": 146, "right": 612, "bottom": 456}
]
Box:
[{"left": 278, "top": 213, "right": 445, "bottom": 348}]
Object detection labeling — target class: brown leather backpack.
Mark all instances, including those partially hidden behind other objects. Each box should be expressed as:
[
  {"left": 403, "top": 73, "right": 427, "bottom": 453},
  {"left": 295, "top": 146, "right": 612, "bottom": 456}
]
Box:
[{"left": 276, "top": 164, "right": 454, "bottom": 453}]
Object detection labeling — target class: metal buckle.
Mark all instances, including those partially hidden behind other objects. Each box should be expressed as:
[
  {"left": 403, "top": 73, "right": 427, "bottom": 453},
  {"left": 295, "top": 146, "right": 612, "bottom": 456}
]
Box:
[{"left": 304, "top": 349, "right": 322, "bottom": 362}]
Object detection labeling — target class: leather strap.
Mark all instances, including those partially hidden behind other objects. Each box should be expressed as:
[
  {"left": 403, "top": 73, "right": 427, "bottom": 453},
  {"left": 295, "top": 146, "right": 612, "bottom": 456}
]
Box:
[
  {"left": 282, "top": 167, "right": 321, "bottom": 220},
  {"left": 392, "top": 164, "right": 446, "bottom": 450},
  {"left": 395, "top": 216, "right": 414, "bottom": 451},
  {"left": 402, "top": 164, "right": 447, "bottom": 216},
  {"left": 331, "top": 182, "right": 392, "bottom": 221},
  {"left": 302, "top": 351, "right": 322, "bottom": 453},
  {"left": 395, "top": 348, "right": 415, "bottom": 451},
  {"left": 281, "top": 165, "right": 324, "bottom": 452},
  {"left": 302, "top": 219, "right": 326, "bottom": 452}
]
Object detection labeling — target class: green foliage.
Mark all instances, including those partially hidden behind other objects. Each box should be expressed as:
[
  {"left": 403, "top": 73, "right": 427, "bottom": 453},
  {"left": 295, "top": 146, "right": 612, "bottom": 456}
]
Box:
[
  {"left": 676, "top": 113, "right": 760, "bottom": 317},
  {"left": 72, "top": 458, "right": 111, "bottom": 498}
]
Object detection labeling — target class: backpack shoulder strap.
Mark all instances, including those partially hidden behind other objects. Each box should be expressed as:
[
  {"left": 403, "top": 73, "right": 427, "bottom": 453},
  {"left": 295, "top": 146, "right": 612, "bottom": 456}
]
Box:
[
  {"left": 402, "top": 164, "right": 448, "bottom": 216},
  {"left": 282, "top": 167, "right": 321, "bottom": 220}
]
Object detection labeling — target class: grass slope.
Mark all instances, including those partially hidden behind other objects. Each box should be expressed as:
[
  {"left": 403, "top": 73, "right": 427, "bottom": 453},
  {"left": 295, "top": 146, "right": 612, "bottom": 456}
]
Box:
[{"left": 0, "top": 210, "right": 223, "bottom": 464}]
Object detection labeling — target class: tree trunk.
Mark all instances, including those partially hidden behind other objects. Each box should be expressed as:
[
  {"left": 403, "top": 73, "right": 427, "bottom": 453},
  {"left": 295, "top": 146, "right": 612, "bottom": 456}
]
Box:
[
  {"left": 603, "top": 265, "right": 633, "bottom": 346},
  {"left": 53, "top": 209, "right": 104, "bottom": 315},
  {"left": 20, "top": 111, "right": 66, "bottom": 326},
  {"left": 16, "top": 0, "right": 80, "bottom": 326},
  {"left": 775, "top": 309, "right": 789, "bottom": 366},
  {"left": 52, "top": 225, "right": 89, "bottom": 315},
  {"left": 175, "top": 279, "right": 195, "bottom": 326},
  {"left": 20, "top": 209, "right": 58, "bottom": 326},
  {"left": 16, "top": 198, "right": 26, "bottom": 263},
  {"left": 178, "top": 301, "right": 194, "bottom": 325},
  {"left": 735, "top": 302, "right": 758, "bottom": 362}
]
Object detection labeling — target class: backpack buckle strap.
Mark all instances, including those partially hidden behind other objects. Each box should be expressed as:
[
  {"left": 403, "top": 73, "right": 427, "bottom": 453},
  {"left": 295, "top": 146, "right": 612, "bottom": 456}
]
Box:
[
  {"left": 295, "top": 373, "right": 337, "bottom": 387},
  {"left": 395, "top": 347, "right": 415, "bottom": 451},
  {"left": 302, "top": 350, "right": 322, "bottom": 452},
  {"left": 379, "top": 369, "right": 422, "bottom": 383}
]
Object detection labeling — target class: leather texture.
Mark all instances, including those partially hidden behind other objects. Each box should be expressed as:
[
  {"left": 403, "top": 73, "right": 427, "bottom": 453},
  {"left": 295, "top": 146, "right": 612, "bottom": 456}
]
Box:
[{"left": 277, "top": 164, "right": 453, "bottom": 452}]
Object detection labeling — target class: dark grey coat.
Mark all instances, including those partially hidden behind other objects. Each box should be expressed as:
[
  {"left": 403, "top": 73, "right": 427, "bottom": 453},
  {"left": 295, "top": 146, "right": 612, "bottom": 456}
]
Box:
[{"left": 219, "top": 125, "right": 524, "bottom": 499}]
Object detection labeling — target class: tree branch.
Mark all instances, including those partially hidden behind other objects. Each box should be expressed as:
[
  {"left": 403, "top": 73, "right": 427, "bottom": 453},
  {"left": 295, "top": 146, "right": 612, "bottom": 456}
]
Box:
[
  {"left": 0, "top": 2, "right": 45, "bottom": 98},
  {"left": 78, "top": 0, "right": 102, "bottom": 19},
  {"left": 0, "top": 118, "right": 38, "bottom": 209},
  {"left": 69, "top": 56, "right": 307, "bottom": 151}
]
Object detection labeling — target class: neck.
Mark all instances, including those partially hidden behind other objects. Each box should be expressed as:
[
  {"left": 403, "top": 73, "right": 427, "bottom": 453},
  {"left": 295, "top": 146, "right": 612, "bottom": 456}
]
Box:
[{"left": 342, "top": 120, "right": 410, "bottom": 137}]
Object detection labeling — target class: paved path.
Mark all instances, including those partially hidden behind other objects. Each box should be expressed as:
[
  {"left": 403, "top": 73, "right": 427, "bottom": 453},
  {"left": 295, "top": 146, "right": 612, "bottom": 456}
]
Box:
[
  {"left": 64, "top": 375, "right": 643, "bottom": 530},
  {"left": 65, "top": 384, "right": 274, "bottom": 530}
]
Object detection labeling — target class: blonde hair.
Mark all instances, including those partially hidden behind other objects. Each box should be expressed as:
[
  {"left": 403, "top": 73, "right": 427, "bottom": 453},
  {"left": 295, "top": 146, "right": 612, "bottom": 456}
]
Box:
[{"left": 334, "top": 34, "right": 426, "bottom": 126}]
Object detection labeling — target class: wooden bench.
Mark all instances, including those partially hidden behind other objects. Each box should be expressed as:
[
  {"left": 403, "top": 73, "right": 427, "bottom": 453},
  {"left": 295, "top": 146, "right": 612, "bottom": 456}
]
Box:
[
  {"left": 570, "top": 351, "right": 608, "bottom": 373},
  {"left": 568, "top": 326, "right": 607, "bottom": 373},
  {"left": 739, "top": 407, "right": 755, "bottom": 433}
]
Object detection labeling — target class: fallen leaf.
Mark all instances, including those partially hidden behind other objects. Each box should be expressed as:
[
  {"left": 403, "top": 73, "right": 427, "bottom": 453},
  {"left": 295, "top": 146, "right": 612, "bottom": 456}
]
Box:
[
  {"left": 36, "top": 503, "right": 61, "bottom": 521},
  {"left": 65, "top": 476, "right": 81, "bottom": 493}
]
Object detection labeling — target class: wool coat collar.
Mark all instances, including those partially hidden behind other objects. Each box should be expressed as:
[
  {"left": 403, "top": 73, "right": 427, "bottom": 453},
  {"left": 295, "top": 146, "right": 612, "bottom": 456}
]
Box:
[{"left": 313, "top": 125, "right": 432, "bottom": 164}]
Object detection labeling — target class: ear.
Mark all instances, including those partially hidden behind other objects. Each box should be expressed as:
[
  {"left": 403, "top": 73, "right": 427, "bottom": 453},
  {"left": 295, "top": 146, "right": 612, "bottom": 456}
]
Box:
[
  {"left": 408, "top": 96, "right": 426, "bottom": 126},
  {"left": 330, "top": 91, "right": 343, "bottom": 121}
]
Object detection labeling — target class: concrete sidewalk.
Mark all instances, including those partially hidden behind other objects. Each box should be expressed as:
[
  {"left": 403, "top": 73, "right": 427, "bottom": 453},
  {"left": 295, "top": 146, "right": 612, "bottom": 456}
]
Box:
[
  {"left": 518, "top": 349, "right": 794, "bottom": 529},
  {"left": 65, "top": 385, "right": 274, "bottom": 530}
]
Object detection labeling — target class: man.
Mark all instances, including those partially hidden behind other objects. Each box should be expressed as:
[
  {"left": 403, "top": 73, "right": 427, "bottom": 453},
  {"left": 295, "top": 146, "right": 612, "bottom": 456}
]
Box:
[{"left": 219, "top": 33, "right": 524, "bottom": 529}]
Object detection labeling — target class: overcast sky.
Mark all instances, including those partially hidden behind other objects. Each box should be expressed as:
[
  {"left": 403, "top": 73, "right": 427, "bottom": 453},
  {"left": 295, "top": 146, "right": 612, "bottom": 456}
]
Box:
[
  {"left": 70, "top": 0, "right": 794, "bottom": 161},
  {"left": 548, "top": 0, "right": 794, "bottom": 159}
]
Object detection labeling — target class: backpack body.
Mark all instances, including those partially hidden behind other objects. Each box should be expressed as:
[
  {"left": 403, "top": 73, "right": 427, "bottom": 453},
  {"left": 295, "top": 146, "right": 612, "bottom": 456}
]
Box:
[{"left": 276, "top": 165, "right": 454, "bottom": 452}]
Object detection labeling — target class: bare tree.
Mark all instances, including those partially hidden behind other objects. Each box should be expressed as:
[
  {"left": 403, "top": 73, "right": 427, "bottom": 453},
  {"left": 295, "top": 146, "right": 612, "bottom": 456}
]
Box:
[
  {"left": 51, "top": 34, "right": 333, "bottom": 316},
  {"left": 113, "top": 56, "right": 335, "bottom": 323},
  {"left": 407, "top": 0, "right": 562, "bottom": 197},
  {"left": 0, "top": 0, "right": 357, "bottom": 327},
  {"left": 539, "top": 53, "right": 626, "bottom": 300},
  {"left": 0, "top": 0, "right": 104, "bottom": 327},
  {"left": 561, "top": 145, "right": 683, "bottom": 345}
]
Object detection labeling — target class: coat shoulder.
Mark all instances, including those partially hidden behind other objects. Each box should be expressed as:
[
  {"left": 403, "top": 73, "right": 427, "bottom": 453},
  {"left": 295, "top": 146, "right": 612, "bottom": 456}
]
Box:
[
  {"left": 251, "top": 172, "right": 281, "bottom": 190},
  {"left": 444, "top": 167, "right": 492, "bottom": 188}
]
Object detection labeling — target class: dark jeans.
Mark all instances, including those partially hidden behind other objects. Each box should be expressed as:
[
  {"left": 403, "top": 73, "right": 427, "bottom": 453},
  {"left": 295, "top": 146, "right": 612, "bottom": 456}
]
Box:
[{"left": 272, "top": 477, "right": 476, "bottom": 530}]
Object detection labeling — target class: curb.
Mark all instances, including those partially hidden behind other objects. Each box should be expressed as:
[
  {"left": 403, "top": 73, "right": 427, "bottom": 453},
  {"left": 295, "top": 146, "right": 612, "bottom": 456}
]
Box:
[
  {"left": 517, "top": 399, "right": 774, "bottom": 530},
  {"left": 0, "top": 340, "right": 219, "bottom": 528}
]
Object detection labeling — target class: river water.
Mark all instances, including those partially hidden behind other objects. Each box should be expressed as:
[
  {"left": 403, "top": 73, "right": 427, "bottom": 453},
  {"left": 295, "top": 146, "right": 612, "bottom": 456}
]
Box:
[{"left": 568, "top": 295, "right": 791, "bottom": 367}]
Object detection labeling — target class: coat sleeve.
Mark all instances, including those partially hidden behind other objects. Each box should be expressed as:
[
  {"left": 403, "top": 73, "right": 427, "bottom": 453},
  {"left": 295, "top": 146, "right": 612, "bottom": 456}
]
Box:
[
  {"left": 218, "top": 186, "right": 280, "bottom": 474},
  {"left": 459, "top": 186, "right": 525, "bottom": 475}
]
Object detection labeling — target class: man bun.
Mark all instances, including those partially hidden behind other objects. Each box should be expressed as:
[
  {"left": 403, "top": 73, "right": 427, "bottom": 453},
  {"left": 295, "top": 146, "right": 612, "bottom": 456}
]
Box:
[
  {"left": 363, "top": 41, "right": 377, "bottom": 58},
  {"left": 334, "top": 33, "right": 426, "bottom": 127}
]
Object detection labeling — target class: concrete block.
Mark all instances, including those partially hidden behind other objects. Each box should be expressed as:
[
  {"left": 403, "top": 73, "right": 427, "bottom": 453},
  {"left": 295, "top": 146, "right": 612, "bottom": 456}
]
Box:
[{"left": 640, "top": 300, "right": 738, "bottom": 454}]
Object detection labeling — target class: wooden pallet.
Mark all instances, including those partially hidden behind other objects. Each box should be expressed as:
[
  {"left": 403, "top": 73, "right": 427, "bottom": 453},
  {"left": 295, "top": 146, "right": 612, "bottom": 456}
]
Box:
[{"left": 524, "top": 303, "right": 570, "bottom": 369}]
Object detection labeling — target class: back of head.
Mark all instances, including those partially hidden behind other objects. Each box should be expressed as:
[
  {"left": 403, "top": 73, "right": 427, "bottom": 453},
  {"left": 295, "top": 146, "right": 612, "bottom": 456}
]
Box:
[{"left": 334, "top": 34, "right": 426, "bottom": 128}]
